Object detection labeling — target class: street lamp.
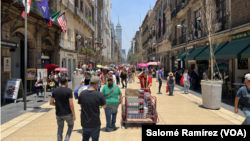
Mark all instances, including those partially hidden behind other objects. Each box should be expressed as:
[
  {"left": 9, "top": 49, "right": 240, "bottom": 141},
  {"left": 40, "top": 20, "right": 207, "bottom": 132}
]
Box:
[{"left": 177, "top": 24, "right": 188, "bottom": 70}]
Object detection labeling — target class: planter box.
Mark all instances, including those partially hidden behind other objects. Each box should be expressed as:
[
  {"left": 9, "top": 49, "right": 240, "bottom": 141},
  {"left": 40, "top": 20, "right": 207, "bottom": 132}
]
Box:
[{"left": 201, "top": 80, "right": 223, "bottom": 110}]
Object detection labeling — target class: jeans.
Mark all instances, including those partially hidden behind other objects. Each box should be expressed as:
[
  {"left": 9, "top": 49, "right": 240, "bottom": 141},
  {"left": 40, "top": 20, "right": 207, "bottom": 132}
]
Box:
[
  {"left": 36, "top": 89, "right": 43, "bottom": 96},
  {"left": 158, "top": 79, "right": 162, "bottom": 93},
  {"left": 121, "top": 78, "right": 127, "bottom": 88},
  {"left": 128, "top": 74, "right": 132, "bottom": 81},
  {"left": 82, "top": 127, "right": 100, "bottom": 141},
  {"left": 184, "top": 81, "right": 190, "bottom": 93},
  {"left": 242, "top": 107, "right": 250, "bottom": 125},
  {"left": 104, "top": 105, "right": 119, "bottom": 130},
  {"left": 56, "top": 113, "right": 74, "bottom": 141},
  {"left": 168, "top": 84, "right": 174, "bottom": 95}
]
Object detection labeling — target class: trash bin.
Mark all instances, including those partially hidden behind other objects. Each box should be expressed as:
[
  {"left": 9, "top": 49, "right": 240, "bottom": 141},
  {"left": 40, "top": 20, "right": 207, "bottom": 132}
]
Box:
[{"left": 72, "top": 74, "right": 84, "bottom": 91}]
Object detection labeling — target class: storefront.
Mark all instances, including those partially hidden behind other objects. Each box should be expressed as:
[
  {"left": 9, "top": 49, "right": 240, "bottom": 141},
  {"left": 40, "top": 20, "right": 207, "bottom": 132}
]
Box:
[{"left": 59, "top": 50, "right": 77, "bottom": 79}]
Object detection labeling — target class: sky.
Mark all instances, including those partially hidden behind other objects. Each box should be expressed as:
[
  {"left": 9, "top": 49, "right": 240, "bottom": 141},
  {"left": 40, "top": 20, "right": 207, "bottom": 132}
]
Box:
[{"left": 111, "top": 0, "right": 157, "bottom": 58}]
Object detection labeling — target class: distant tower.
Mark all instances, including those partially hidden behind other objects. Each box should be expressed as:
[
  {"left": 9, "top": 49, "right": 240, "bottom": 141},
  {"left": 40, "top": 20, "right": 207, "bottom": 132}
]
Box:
[{"left": 115, "top": 16, "right": 122, "bottom": 50}]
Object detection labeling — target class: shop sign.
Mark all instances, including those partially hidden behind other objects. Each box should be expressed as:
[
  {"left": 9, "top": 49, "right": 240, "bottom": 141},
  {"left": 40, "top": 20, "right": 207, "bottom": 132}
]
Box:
[
  {"left": 231, "top": 31, "right": 250, "bottom": 40},
  {"left": 65, "top": 53, "right": 76, "bottom": 58},
  {"left": 1, "top": 40, "right": 18, "bottom": 48},
  {"left": 87, "top": 56, "right": 92, "bottom": 59},
  {"left": 3, "top": 57, "right": 11, "bottom": 72},
  {"left": 3, "top": 79, "right": 23, "bottom": 100},
  {"left": 187, "top": 46, "right": 193, "bottom": 50},
  {"left": 37, "top": 69, "right": 48, "bottom": 86}
]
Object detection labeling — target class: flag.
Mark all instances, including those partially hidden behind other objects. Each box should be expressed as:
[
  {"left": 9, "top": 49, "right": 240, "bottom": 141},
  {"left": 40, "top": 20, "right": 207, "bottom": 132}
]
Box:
[
  {"left": 47, "top": 17, "right": 52, "bottom": 26},
  {"left": 46, "top": 10, "right": 60, "bottom": 26},
  {"left": 57, "top": 12, "right": 67, "bottom": 34},
  {"left": 37, "top": 0, "right": 50, "bottom": 23},
  {"left": 22, "top": 0, "right": 32, "bottom": 19}
]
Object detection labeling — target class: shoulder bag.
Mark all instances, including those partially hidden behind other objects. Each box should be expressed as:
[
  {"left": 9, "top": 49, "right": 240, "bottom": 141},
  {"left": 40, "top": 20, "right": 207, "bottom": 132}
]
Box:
[
  {"left": 239, "top": 86, "right": 250, "bottom": 111},
  {"left": 105, "top": 85, "right": 118, "bottom": 98}
]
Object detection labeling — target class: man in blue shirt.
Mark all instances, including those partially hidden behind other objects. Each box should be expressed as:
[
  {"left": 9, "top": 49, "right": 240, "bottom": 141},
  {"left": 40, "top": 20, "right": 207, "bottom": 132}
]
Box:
[
  {"left": 74, "top": 77, "right": 91, "bottom": 99},
  {"left": 234, "top": 74, "right": 250, "bottom": 125},
  {"left": 157, "top": 68, "right": 164, "bottom": 94}
]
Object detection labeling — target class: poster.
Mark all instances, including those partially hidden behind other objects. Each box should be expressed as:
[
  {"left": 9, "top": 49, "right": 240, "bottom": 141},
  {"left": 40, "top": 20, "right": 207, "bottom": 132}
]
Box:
[
  {"left": 238, "top": 58, "right": 248, "bottom": 70},
  {"left": 3, "top": 79, "right": 22, "bottom": 100},
  {"left": 27, "top": 68, "right": 36, "bottom": 80},
  {"left": 4, "top": 57, "right": 11, "bottom": 72},
  {"left": 37, "top": 69, "right": 48, "bottom": 85}
]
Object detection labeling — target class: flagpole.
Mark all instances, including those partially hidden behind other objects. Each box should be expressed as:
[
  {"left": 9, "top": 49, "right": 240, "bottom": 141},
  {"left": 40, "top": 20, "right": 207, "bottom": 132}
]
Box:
[{"left": 24, "top": 0, "right": 27, "bottom": 110}]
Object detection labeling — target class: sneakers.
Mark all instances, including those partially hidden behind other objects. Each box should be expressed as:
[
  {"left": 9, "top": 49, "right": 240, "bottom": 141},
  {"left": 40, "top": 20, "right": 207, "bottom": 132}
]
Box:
[
  {"left": 113, "top": 127, "right": 119, "bottom": 131},
  {"left": 105, "top": 128, "right": 111, "bottom": 132}
]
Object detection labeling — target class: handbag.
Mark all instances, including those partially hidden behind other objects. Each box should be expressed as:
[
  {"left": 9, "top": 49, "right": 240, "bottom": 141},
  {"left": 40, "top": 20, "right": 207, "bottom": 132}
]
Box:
[
  {"left": 180, "top": 76, "right": 184, "bottom": 85},
  {"left": 49, "top": 81, "right": 55, "bottom": 87},
  {"left": 166, "top": 86, "right": 169, "bottom": 93},
  {"left": 105, "top": 85, "right": 118, "bottom": 98},
  {"left": 239, "top": 86, "right": 250, "bottom": 111}
]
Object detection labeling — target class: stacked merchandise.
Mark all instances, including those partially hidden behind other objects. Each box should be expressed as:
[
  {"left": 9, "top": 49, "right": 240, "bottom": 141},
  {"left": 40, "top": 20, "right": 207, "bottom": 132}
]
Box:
[
  {"left": 138, "top": 98, "right": 144, "bottom": 119},
  {"left": 144, "top": 92, "right": 152, "bottom": 118},
  {"left": 127, "top": 96, "right": 139, "bottom": 119}
]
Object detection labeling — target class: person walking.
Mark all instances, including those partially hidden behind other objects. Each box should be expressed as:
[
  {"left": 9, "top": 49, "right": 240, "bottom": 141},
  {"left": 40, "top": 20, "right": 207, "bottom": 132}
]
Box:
[
  {"left": 108, "top": 71, "right": 116, "bottom": 84},
  {"left": 157, "top": 68, "right": 164, "bottom": 94},
  {"left": 50, "top": 76, "right": 76, "bottom": 141},
  {"left": 35, "top": 78, "right": 43, "bottom": 97},
  {"left": 102, "top": 77, "right": 122, "bottom": 132},
  {"left": 183, "top": 70, "right": 190, "bottom": 94},
  {"left": 132, "top": 67, "right": 136, "bottom": 83},
  {"left": 175, "top": 69, "right": 180, "bottom": 84},
  {"left": 191, "top": 69, "right": 194, "bottom": 87},
  {"left": 74, "top": 77, "right": 91, "bottom": 99},
  {"left": 128, "top": 67, "right": 132, "bottom": 83},
  {"left": 167, "top": 72, "right": 176, "bottom": 96},
  {"left": 80, "top": 72, "right": 90, "bottom": 85},
  {"left": 203, "top": 70, "right": 208, "bottom": 80},
  {"left": 114, "top": 69, "right": 120, "bottom": 85},
  {"left": 54, "top": 71, "right": 59, "bottom": 88},
  {"left": 102, "top": 68, "right": 108, "bottom": 84},
  {"left": 96, "top": 70, "right": 102, "bottom": 91},
  {"left": 120, "top": 68, "right": 128, "bottom": 89},
  {"left": 148, "top": 69, "right": 153, "bottom": 79},
  {"left": 234, "top": 74, "right": 250, "bottom": 125},
  {"left": 78, "top": 77, "right": 107, "bottom": 141}
]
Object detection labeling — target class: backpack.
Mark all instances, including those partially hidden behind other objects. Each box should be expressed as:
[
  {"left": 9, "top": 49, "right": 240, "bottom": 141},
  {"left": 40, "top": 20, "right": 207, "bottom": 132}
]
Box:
[
  {"left": 169, "top": 76, "right": 174, "bottom": 84},
  {"left": 78, "top": 86, "right": 89, "bottom": 97}
]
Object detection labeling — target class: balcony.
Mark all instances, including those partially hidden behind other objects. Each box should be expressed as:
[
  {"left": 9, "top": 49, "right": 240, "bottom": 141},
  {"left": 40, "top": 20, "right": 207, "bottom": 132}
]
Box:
[
  {"left": 156, "top": 35, "right": 164, "bottom": 44},
  {"left": 171, "top": 38, "right": 177, "bottom": 47},
  {"left": 77, "top": 10, "right": 95, "bottom": 31},
  {"left": 179, "top": 35, "right": 186, "bottom": 44},
  {"left": 60, "top": 39, "right": 76, "bottom": 50},
  {"left": 171, "top": 9, "right": 176, "bottom": 20},
  {"left": 60, "top": 0, "right": 74, "bottom": 14}
]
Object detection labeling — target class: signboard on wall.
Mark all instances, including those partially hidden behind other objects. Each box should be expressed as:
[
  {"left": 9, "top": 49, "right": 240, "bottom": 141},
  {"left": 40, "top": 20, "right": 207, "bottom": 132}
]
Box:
[
  {"left": 27, "top": 68, "right": 36, "bottom": 80},
  {"left": 3, "top": 57, "right": 11, "bottom": 72}
]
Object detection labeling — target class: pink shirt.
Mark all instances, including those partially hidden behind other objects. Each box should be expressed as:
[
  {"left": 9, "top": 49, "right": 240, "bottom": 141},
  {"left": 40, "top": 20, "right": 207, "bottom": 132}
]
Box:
[{"left": 183, "top": 73, "right": 188, "bottom": 81}]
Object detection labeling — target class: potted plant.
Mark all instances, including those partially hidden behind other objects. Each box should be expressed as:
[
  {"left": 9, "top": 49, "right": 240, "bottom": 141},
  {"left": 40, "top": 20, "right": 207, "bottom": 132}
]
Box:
[{"left": 199, "top": 0, "right": 223, "bottom": 110}]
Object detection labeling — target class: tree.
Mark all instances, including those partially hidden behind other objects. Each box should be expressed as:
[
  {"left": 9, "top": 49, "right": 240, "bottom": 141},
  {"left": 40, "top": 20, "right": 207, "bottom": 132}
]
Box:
[{"left": 199, "top": 0, "right": 222, "bottom": 80}]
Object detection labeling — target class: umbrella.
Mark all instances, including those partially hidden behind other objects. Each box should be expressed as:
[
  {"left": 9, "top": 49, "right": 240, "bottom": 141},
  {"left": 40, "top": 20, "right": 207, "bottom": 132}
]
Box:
[
  {"left": 82, "top": 64, "right": 87, "bottom": 68},
  {"left": 55, "top": 67, "right": 68, "bottom": 71},
  {"left": 147, "top": 62, "right": 161, "bottom": 66},
  {"left": 137, "top": 63, "right": 148, "bottom": 67},
  {"left": 96, "top": 65, "right": 103, "bottom": 68},
  {"left": 44, "top": 64, "right": 59, "bottom": 73},
  {"left": 103, "top": 66, "right": 109, "bottom": 69}
]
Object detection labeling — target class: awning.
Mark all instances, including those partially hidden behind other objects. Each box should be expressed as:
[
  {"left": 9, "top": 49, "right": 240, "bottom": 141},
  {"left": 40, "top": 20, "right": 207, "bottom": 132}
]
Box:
[
  {"left": 195, "top": 42, "right": 228, "bottom": 60},
  {"left": 241, "top": 46, "right": 250, "bottom": 58},
  {"left": 187, "top": 46, "right": 208, "bottom": 60},
  {"left": 175, "top": 49, "right": 194, "bottom": 61},
  {"left": 215, "top": 38, "right": 250, "bottom": 59},
  {"left": 213, "top": 63, "right": 228, "bottom": 70}
]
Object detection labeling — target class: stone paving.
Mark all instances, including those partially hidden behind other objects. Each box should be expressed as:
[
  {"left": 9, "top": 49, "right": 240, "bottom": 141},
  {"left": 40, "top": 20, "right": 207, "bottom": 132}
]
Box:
[{"left": 1, "top": 78, "right": 245, "bottom": 141}]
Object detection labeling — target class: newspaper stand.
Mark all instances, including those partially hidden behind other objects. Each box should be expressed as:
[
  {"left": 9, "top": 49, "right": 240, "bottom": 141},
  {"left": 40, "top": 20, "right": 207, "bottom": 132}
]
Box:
[{"left": 121, "top": 88, "right": 159, "bottom": 129}]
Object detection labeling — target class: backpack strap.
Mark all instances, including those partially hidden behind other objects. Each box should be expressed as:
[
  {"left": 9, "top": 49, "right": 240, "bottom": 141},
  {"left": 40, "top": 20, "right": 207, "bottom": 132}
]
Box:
[{"left": 105, "top": 85, "right": 118, "bottom": 98}]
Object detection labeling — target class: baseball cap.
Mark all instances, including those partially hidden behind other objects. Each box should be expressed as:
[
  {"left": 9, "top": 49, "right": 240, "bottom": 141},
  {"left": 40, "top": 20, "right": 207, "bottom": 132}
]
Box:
[
  {"left": 245, "top": 74, "right": 250, "bottom": 80},
  {"left": 90, "top": 76, "right": 99, "bottom": 84},
  {"left": 60, "top": 76, "right": 67, "bottom": 84}
]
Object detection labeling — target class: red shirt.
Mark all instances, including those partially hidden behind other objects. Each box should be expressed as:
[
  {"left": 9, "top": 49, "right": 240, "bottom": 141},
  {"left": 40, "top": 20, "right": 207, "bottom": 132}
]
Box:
[{"left": 139, "top": 75, "right": 152, "bottom": 92}]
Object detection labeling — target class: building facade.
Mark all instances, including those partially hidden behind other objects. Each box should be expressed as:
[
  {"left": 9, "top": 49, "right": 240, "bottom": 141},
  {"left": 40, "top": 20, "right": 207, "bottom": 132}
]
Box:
[{"left": 115, "top": 17, "right": 122, "bottom": 50}]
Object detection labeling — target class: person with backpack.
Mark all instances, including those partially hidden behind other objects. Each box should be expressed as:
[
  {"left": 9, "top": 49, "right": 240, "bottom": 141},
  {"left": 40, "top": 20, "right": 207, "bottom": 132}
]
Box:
[
  {"left": 167, "top": 72, "right": 176, "bottom": 96},
  {"left": 175, "top": 69, "right": 180, "bottom": 84},
  {"left": 234, "top": 74, "right": 250, "bottom": 125}
]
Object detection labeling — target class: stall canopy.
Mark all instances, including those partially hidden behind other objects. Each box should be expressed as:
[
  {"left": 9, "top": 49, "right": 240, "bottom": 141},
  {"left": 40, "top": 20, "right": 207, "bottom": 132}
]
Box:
[
  {"left": 215, "top": 38, "right": 250, "bottom": 59},
  {"left": 213, "top": 63, "right": 228, "bottom": 70},
  {"left": 195, "top": 42, "right": 228, "bottom": 60},
  {"left": 187, "top": 46, "right": 208, "bottom": 60},
  {"left": 175, "top": 49, "right": 194, "bottom": 61},
  {"left": 241, "top": 45, "right": 250, "bottom": 58}
]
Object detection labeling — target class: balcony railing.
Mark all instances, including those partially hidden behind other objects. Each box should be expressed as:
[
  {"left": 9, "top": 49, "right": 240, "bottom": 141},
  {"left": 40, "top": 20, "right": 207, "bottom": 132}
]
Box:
[
  {"left": 77, "top": 10, "right": 95, "bottom": 31},
  {"left": 179, "top": 35, "right": 186, "bottom": 44},
  {"left": 156, "top": 35, "right": 164, "bottom": 43},
  {"left": 172, "top": 38, "right": 177, "bottom": 47},
  {"left": 171, "top": 9, "right": 176, "bottom": 20}
]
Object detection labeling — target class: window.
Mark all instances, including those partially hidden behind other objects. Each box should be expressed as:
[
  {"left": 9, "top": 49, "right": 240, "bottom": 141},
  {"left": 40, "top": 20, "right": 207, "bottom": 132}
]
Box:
[
  {"left": 216, "top": 0, "right": 226, "bottom": 26},
  {"left": 80, "top": 1, "right": 83, "bottom": 11},
  {"left": 182, "top": 20, "right": 186, "bottom": 35},
  {"left": 67, "top": 30, "right": 71, "bottom": 48},
  {"left": 75, "top": 0, "right": 78, "bottom": 7}
]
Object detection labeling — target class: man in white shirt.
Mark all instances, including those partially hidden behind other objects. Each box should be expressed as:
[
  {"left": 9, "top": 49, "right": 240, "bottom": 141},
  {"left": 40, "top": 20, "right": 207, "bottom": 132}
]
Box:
[
  {"left": 203, "top": 70, "right": 208, "bottom": 80},
  {"left": 107, "top": 71, "right": 116, "bottom": 84}
]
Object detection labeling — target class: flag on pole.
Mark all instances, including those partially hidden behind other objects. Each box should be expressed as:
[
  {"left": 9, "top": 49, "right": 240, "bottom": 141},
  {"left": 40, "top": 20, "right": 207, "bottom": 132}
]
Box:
[
  {"left": 37, "top": 0, "right": 50, "bottom": 23},
  {"left": 46, "top": 10, "right": 61, "bottom": 26},
  {"left": 57, "top": 12, "right": 67, "bottom": 34},
  {"left": 22, "top": 0, "right": 32, "bottom": 19}
]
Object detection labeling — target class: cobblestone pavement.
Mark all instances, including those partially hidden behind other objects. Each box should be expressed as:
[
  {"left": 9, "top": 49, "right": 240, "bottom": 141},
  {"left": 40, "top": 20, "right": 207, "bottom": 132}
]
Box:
[{"left": 1, "top": 78, "right": 245, "bottom": 141}]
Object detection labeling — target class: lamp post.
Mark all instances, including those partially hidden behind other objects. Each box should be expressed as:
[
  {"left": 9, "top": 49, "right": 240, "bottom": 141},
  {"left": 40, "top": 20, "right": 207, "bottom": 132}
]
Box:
[{"left": 177, "top": 24, "right": 188, "bottom": 70}]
